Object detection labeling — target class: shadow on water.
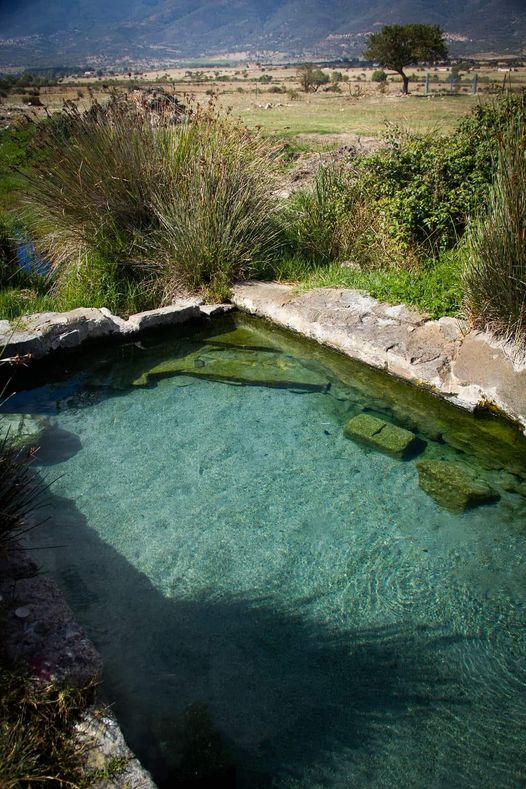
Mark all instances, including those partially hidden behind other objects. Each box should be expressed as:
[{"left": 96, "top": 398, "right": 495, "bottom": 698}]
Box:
[
  {"left": 32, "top": 490, "right": 470, "bottom": 789},
  {"left": 33, "top": 424, "right": 83, "bottom": 466}
]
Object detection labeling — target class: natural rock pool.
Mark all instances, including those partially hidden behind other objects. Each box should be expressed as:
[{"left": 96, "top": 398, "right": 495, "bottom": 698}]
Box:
[{"left": 5, "top": 314, "right": 526, "bottom": 788}]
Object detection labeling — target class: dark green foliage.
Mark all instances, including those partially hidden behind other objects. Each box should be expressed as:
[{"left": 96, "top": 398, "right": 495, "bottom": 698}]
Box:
[
  {"left": 359, "top": 128, "right": 488, "bottom": 252},
  {"left": 0, "top": 434, "right": 47, "bottom": 547},
  {"left": 297, "top": 64, "right": 330, "bottom": 93},
  {"left": 354, "top": 91, "right": 526, "bottom": 253},
  {"left": 371, "top": 69, "right": 387, "bottom": 82},
  {"left": 364, "top": 24, "right": 448, "bottom": 94}
]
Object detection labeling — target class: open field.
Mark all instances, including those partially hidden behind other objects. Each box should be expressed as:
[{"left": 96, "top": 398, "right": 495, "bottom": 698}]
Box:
[{"left": 2, "top": 63, "right": 525, "bottom": 142}]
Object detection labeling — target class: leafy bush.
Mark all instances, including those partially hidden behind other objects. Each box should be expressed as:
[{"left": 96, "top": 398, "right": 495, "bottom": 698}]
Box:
[
  {"left": 276, "top": 164, "right": 409, "bottom": 270},
  {"left": 464, "top": 115, "right": 526, "bottom": 341},
  {"left": 359, "top": 127, "right": 489, "bottom": 253},
  {"left": 20, "top": 100, "right": 281, "bottom": 307},
  {"left": 353, "top": 91, "right": 526, "bottom": 255},
  {"left": 371, "top": 70, "right": 387, "bottom": 82}
]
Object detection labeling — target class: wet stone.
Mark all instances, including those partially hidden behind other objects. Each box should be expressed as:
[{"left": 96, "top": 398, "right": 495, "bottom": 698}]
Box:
[
  {"left": 416, "top": 460, "right": 500, "bottom": 512},
  {"left": 203, "top": 326, "right": 279, "bottom": 352},
  {"left": 344, "top": 412, "right": 423, "bottom": 459}
]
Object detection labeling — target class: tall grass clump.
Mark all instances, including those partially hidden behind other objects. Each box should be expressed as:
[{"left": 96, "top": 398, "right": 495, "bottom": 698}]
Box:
[
  {"left": 276, "top": 164, "right": 407, "bottom": 271},
  {"left": 20, "top": 99, "right": 281, "bottom": 309},
  {"left": 464, "top": 116, "right": 526, "bottom": 342},
  {"left": 153, "top": 106, "right": 282, "bottom": 300},
  {"left": 0, "top": 433, "right": 47, "bottom": 549},
  {"left": 0, "top": 666, "right": 98, "bottom": 788}
]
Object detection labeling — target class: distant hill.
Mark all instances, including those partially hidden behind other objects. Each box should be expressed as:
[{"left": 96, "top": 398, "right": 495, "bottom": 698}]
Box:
[{"left": 0, "top": 0, "right": 524, "bottom": 67}]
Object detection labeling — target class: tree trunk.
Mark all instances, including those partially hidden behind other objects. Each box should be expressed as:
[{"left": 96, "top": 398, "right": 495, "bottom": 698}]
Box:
[{"left": 400, "top": 70, "right": 409, "bottom": 94}]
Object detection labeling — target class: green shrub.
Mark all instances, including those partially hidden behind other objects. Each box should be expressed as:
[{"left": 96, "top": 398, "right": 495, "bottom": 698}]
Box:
[
  {"left": 355, "top": 91, "right": 526, "bottom": 254},
  {"left": 464, "top": 116, "right": 526, "bottom": 341},
  {"left": 371, "top": 70, "right": 387, "bottom": 82},
  {"left": 276, "top": 164, "right": 408, "bottom": 270},
  {"left": 20, "top": 100, "right": 281, "bottom": 307},
  {"left": 359, "top": 127, "right": 489, "bottom": 252}
]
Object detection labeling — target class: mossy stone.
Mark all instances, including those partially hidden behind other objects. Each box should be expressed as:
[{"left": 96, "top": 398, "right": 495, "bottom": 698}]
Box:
[
  {"left": 133, "top": 347, "right": 329, "bottom": 391},
  {"left": 344, "top": 413, "right": 423, "bottom": 459},
  {"left": 416, "top": 460, "right": 500, "bottom": 511},
  {"left": 204, "top": 326, "right": 278, "bottom": 352}
]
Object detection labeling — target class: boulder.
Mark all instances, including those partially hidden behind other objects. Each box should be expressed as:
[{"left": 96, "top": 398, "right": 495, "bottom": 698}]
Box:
[
  {"left": 344, "top": 413, "right": 423, "bottom": 459},
  {"left": 416, "top": 460, "right": 500, "bottom": 511}
]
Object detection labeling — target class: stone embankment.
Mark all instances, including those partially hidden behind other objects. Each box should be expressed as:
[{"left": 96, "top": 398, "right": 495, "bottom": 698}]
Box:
[
  {"left": 1, "top": 551, "right": 156, "bottom": 788},
  {"left": 232, "top": 282, "right": 526, "bottom": 435},
  {"left": 0, "top": 300, "right": 234, "bottom": 361},
  {"left": 3, "top": 287, "right": 525, "bottom": 437}
]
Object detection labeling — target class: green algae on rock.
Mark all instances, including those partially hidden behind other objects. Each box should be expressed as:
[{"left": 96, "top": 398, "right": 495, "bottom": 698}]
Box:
[
  {"left": 202, "top": 326, "right": 279, "bottom": 353},
  {"left": 344, "top": 413, "right": 424, "bottom": 459},
  {"left": 133, "top": 347, "right": 329, "bottom": 391},
  {"left": 416, "top": 460, "right": 500, "bottom": 511}
]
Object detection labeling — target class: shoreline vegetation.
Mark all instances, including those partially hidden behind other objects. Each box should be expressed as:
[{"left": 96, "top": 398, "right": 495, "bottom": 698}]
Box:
[{"left": 0, "top": 88, "right": 524, "bottom": 343}]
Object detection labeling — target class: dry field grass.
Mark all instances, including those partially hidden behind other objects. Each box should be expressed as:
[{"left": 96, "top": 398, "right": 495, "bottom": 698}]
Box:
[{"left": 1, "top": 63, "right": 525, "bottom": 145}]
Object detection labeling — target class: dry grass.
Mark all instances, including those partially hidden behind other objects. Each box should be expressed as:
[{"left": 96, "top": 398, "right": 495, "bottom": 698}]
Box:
[{"left": 4, "top": 63, "right": 525, "bottom": 142}]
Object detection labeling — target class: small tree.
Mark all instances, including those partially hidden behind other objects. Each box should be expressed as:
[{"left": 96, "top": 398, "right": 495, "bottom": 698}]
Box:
[
  {"left": 364, "top": 24, "right": 448, "bottom": 95},
  {"left": 297, "top": 63, "right": 330, "bottom": 93}
]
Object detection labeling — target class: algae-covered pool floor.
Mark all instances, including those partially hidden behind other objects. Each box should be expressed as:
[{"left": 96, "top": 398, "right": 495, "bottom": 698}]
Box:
[{"left": 5, "top": 315, "right": 526, "bottom": 788}]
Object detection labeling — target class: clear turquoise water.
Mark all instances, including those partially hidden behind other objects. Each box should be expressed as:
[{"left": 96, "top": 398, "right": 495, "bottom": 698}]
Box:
[{"left": 7, "top": 318, "right": 526, "bottom": 788}]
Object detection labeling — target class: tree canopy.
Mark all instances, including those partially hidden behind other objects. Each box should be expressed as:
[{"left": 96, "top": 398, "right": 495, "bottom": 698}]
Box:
[
  {"left": 364, "top": 24, "right": 448, "bottom": 94},
  {"left": 297, "top": 63, "right": 330, "bottom": 93}
]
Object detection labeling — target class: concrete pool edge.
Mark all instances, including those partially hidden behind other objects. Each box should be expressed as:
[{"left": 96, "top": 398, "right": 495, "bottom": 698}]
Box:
[
  {"left": 1, "top": 284, "right": 525, "bottom": 433},
  {"left": 232, "top": 281, "right": 526, "bottom": 436}
]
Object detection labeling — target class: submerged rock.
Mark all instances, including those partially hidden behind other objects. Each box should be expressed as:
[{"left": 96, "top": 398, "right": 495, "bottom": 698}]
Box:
[
  {"left": 204, "top": 326, "right": 278, "bottom": 352},
  {"left": 344, "top": 413, "right": 423, "bottom": 459},
  {"left": 0, "top": 412, "right": 45, "bottom": 450},
  {"left": 133, "top": 347, "right": 329, "bottom": 391},
  {"left": 416, "top": 460, "right": 500, "bottom": 511}
]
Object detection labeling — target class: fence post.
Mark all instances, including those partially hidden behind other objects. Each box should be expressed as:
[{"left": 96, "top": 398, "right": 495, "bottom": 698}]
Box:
[
  {"left": 425, "top": 72, "right": 431, "bottom": 95},
  {"left": 472, "top": 73, "right": 479, "bottom": 95}
]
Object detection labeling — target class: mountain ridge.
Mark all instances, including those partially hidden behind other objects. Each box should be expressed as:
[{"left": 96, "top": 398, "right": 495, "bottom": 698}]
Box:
[{"left": 0, "top": 0, "right": 524, "bottom": 67}]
